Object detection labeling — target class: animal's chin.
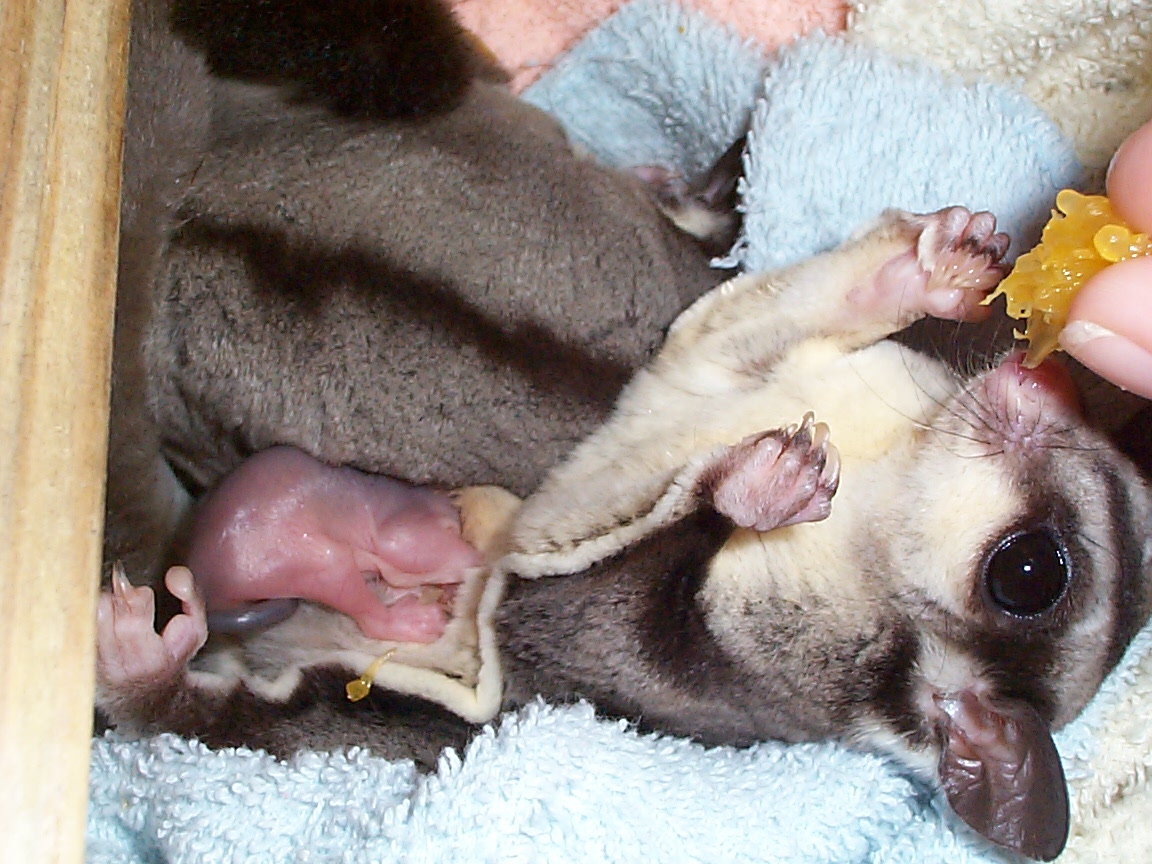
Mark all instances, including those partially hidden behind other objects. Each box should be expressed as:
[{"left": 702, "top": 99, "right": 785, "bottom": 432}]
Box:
[{"left": 928, "top": 688, "right": 1070, "bottom": 861}]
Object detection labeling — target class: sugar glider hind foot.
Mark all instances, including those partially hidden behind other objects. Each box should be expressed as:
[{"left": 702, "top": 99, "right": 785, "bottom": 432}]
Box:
[
  {"left": 95, "top": 564, "right": 215, "bottom": 735},
  {"left": 96, "top": 565, "right": 207, "bottom": 701}
]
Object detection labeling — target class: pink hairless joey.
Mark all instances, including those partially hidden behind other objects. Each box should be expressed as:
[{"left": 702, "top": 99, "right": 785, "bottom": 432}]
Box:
[{"left": 184, "top": 446, "right": 481, "bottom": 641}]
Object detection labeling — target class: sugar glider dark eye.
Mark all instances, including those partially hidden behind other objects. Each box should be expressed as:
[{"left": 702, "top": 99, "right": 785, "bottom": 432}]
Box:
[{"left": 983, "top": 529, "right": 1069, "bottom": 617}]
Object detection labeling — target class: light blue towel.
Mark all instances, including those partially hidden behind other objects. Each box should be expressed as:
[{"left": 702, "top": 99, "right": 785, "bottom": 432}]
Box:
[
  {"left": 88, "top": 2, "right": 1105, "bottom": 861},
  {"left": 524, "top": 0, "right": 1083, "bottom": 271},
  {"left": 522, "top": 0, "right": 767, "bottom": 182},
  {"left": 86, "top": 618, "right": 1152, "bottom": 864},
  {"left": 87, "top": 702, "right": 1003, "bottom": 864},
  {"left": 731, "top": 34, "right": 1084, "bottom": 271}
]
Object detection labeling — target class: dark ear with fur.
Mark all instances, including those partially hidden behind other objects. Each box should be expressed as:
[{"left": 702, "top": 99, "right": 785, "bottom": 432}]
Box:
[
  {"left": 935, "top": 691, "right": 1069, "bottom": 861},
  {"left": 170, "top": 0, "right": 506, "bottom": 120}
]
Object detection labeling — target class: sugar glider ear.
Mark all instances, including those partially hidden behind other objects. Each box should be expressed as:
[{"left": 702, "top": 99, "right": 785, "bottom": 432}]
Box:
[{"left": 935, "top": 692, "right": 1069, "bottom": 861}]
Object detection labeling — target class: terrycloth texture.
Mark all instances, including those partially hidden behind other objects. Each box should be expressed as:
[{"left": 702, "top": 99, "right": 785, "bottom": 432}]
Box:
[
  {"left": 85, "top": 702, "right": 998, "bottom": 864},
  {"left": 86, "top": 623, "right": 1152, "bottom": 863},
  {"left": 523, "top": 2, "right": 1084, "bottom": 272},
  {"left": 451, "top": 0, "right": 846, "bottom": 92},
  {"left": 846, "top": 0, "right": 1152, "bottom": 185},
  {"left": 729, "top": 35, "right": 1085, "bottom": 271},
  {"left": 1050, "top": 620, "right": 1152, "bottom": 863},
  {"left": 523, "top": 0, "right": 771, "bottom": 180}
]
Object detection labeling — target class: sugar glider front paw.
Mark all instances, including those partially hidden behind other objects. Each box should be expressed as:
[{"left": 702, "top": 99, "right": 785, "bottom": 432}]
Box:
[
  {"left": 908, "top": 206, "right": 1010, "bottom": 317},
  {"left": 96, "top": 565, "right": 207, "bottom": 696},
  {"left": 701, "top": 413, "right": 841, "bottom": 532},
  {"left": 855, "top": 206, "right": 1010, "bottom": 326}
]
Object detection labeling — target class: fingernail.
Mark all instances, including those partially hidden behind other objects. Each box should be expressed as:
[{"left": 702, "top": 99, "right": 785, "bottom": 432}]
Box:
[
  {"left": 1059, "top": 320, "right": 1114, "bottom": 350},
  {"left": 1060, "top": 321, "right": 1152, "bottom": 396}
]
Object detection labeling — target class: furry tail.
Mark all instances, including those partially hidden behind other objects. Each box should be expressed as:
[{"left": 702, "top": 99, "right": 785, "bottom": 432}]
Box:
[{"left": 170, "top": 0, "right": 505, "bottom": 120}]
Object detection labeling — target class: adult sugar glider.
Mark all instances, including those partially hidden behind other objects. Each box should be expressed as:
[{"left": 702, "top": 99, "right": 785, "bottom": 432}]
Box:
[
  {"left": 96, "top": 207, "right": 1152, "bottom": 860},
  {"left": 105, "top": 0, "right": 735, "bottom": 593},
  {"left": 103, "top": 0, "right": 506, "bottom": 582}
]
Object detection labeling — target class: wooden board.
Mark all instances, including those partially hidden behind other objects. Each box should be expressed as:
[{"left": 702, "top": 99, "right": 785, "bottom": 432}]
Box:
[{"left": 0, "top": 0, "right": 130, "bottom": 860}]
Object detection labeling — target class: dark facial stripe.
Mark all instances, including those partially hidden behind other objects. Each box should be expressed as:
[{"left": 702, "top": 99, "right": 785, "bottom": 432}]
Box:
[
  {"left": 1100, "top": 459, "right": 1149, "bottom": 671},
  {"left": 839, "top": 617, "right": 922, "bottom": 741}
]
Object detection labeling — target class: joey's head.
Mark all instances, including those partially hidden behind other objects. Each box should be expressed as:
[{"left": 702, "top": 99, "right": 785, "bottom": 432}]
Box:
[{"left": 867, "top": 352, "right": 1152, "bottom": 860}]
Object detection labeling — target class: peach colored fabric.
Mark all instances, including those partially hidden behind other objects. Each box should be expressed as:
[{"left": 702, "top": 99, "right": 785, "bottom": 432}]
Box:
[{"left": 452, "top": 0, "right": 849, "bottom": 92}]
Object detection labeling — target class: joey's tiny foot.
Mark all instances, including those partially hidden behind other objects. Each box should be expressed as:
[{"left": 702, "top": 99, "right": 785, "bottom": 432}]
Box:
[
  {"left": 701, "top": 413, "right": 841, "bottom": 532},
  {"left": 96, "top": 564, "right": 208, "bottom": 692},
  {"left": 865, "top": 207, "right": 1010, "bottom": 325}
]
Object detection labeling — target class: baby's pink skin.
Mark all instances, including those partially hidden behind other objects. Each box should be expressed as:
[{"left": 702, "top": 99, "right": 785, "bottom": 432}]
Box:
[
  {"left": 1061, "top": 118, "right": 1152, "bottom": 398},
  {"left": 185, "top": 447, "right": 481, "bottom": 643}
]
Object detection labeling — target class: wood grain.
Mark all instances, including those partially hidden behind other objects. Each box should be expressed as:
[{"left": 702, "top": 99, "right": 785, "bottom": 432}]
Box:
[{"left": 0, "top": 0, "right": 130, "bottom": 860}]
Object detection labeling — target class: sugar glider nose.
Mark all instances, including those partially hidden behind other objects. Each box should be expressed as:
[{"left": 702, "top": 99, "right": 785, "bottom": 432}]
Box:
[
  {"left": 979, "top": 351, "right": 1081, "bottom": 442},
  {"left": 1010, "top": 350, "right": 1081, "bottom": 408}
]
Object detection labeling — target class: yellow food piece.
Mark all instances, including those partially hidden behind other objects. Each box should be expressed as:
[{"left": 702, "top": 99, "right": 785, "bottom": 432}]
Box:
[
  {"left": 345, "top": 649, "right": 397, "bottom": 702},
  {"left": 984, "top": 189, "right": 1152, "bottom": 367}
]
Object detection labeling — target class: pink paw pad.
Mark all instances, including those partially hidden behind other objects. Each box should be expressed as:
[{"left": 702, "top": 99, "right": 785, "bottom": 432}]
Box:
[
  {"left": 702, "top": 413, "right": 841, "bottom": 532},
  {"left": 910, "top": 206, "right": 1010, "bottom": 319},
  {"left": 96, "top": 564, "right": 208, "bottom": 691}
]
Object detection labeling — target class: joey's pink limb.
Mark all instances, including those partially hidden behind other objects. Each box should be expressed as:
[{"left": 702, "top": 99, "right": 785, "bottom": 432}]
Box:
[
  {"left": 96, "top": 565, "right": 207, "bottom": 695},
  {"left": 186, "top": 446, "right": 482, "bottom": 643},
  {"left": 849, "top": 206, "right": 1010, "bottom": 327},
  {"left": 701, "top": 414, "right": 841, "bottom": 532}
]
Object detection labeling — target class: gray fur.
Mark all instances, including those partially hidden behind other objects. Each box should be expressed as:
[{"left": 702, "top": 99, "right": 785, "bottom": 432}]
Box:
[
  {"left": 106, "top": 0, "right": 727, "bottom": 583},
  {"left": 103, "top": 0, "right": 210, "bottom": 581},
  {"left": 145, "top": 79, "right": 722, "bottom": 497}
]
